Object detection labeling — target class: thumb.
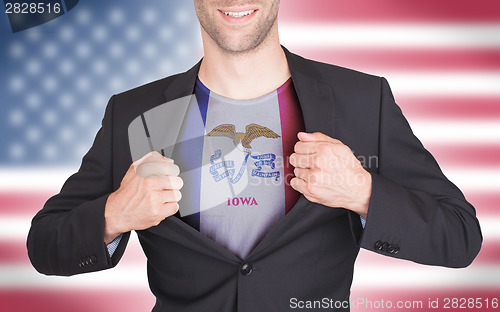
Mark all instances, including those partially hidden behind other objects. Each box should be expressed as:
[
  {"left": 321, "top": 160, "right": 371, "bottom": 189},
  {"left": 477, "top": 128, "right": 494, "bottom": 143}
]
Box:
[{"left": 297, "top": 132, "right": 340, "bottom": 143}]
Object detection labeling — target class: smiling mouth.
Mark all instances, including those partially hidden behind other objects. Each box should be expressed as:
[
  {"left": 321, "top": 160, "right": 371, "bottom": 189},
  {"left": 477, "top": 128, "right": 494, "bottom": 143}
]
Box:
[{"left": 220, "top": 9, "right": 256, "bottom": 18}]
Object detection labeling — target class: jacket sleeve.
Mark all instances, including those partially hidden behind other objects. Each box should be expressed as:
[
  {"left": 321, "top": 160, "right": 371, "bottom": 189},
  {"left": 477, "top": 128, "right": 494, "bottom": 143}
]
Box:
[
  {"left": 26, "top": 95, "right": 130, "bottom": 276},
  {"left": 356, "top": 77, "right": 482, "bottom": 268}
]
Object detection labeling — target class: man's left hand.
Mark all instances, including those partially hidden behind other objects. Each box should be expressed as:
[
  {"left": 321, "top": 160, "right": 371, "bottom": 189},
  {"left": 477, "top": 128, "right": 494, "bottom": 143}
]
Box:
[{"left": 289, "top": 132, "right": 372, "bottom": 219}]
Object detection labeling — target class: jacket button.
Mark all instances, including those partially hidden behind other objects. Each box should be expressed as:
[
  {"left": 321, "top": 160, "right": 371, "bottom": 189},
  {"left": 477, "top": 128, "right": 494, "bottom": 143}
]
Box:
[
  {"left": 89, "top": 256, "right": 97, "bottom": 265},
  {"left": 387, "top": 244, "right": 394, "bottom": 253},
  {"left": 392, "top": 245, "right": 400, "bottom": 254},
  {"left": 381, "top": 242, "right": 389, "bottom": 252},
  {"left": 374, "top": 241, "right": 383, "bottom": 251},
  {"left": 240, "top": 263, "right": 253, "bottom": 276}
]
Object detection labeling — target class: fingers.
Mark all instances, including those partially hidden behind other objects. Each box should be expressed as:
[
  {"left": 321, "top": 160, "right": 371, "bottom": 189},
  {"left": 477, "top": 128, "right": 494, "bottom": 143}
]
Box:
[
  {"left": 157, "top": 189, "right": 182, "bottom": 203},
  {"left": 293, "top": 167, "right": 310, "bottom": 181},
  {"left": 134, "top": 151, "right": 170, "bottom": 166},
  {"left": 289, "top": 153, "right": 316, "bottom": 168},
  {"left": 290, "top": 177, "right": 318, "bottom": 202},
  {"left": 297, "top": 132, "right": 342, "bottom": 144},
  {"left": 135, "top": 159, "right": 180, "bottom": 178},
  {"left": 162, "top": 202, "right": 180, "bottom": 216},
  {"left": 159, "top": 175, "right": 184, "bottom": 190}
]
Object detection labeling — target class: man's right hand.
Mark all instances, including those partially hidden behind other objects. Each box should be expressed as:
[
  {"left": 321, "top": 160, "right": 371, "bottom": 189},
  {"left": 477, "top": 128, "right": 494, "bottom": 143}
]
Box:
[{"left": 104, "top": 151, "right": 183, "bottom": 244}]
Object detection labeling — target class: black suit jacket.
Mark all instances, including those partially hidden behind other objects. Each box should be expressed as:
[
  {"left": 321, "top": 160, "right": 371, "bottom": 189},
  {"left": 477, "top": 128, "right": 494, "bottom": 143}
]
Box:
[{"left": 27, "top": 47, "right": 482, "bottom": 311}]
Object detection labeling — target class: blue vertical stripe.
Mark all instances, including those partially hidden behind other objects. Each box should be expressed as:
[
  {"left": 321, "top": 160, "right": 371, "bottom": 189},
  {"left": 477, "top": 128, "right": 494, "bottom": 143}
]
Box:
[{"left": 172, "top": 82, "right": 209, "bottom": 230}]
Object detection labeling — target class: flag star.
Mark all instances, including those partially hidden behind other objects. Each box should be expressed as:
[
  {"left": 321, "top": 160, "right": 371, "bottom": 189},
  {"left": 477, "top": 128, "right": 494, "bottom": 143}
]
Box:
[
  {"left": 9, "top": 110, "right": 25, "bottom": 127},
  {"left": 92, "top": 59, "right": 108, "bottom": 75},
  {"left": 26, "top": 27, "right": 41, "bottom": 42},
  {"left": 158, "top": 26, "right": 174, "bottom": 41},
  {"left": 9, "top": 76, "right": 25, "bottom": 92},
  {"left": 109, "top": 42, "right": 124, "bottom": 58},
  {"left": 42, "top": 144, "right": 58, "bottom": 160},
  {"left": 43, "top": 42, "right": 58, "bottom": 59},
  {"left": 176, "top": 9, "right": 191, "bottom": 25},
  {"left": 109, "top": 8, "right": 125, "bottom": 25},
  {"left": 142, "top": 42, "right": 157, "bottom": 58},
  {"left": 9, "top": 143, "right": 25, "bottom": 160},
  {"left": 76, "top": 9, "right": 91, "bottom": 25},
  {"left": 59, "top": 127, "right": 75, "bottom": 143},
  {"left": 76, "top": 42, "right": 91, "bottom": 58},
  {"left": 142, "top": 9, "right": 158, "bottom": 25},
  {"left": 59, "top": 93, "right": 74, "bottom": 109},
  {"left": 59, "top": 59, "right": 75, "bottom": 75},
  {"left": 26, "top": 59, "right": 42, "bottom": 76},
  {"left": 9, "top": 42, "right": 24, "bottom": 58},
  {"left": 92, "top": 25, "right": 108, "bottom": 42},
  {"left": 26, "top": 126, "right": 41, "bottom": 143},
  {"left": 76, "top": 110, "right": 91, "bottom": 126},
  {"left": 26, "top": 93, "right": 42, "bottom": 110},
  {"left": 42, "top": 110, "right": 58, "bottom": 126},
  {"left": 43, "top": 76, "right": 58, "bottom": 93},
  {"left": 126, "top": 25, "right": 141, "bottom": 42},
  {"left": 59, "top": 26, "right": 75, "bottom": 42},
  {"left": 76, "top": 76, "right": 91, "bottom": 93}
]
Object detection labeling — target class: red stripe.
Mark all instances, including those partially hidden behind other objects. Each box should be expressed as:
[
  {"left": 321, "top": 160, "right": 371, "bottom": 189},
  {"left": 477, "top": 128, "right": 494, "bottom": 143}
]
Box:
[
  {"left": 356, "top": 240, "right": 500, "bottom": 266},
  {"left": 425, "top": 144, "right": 500, "bottom": 167},
  {"left": 278, "top": 78, "right": 305, "bottom": 214},
  {"left": 2, "top": 236, "right": 498, "bottom": 265},
  {"left": 0, "top": 192, "right": 49, "bottom": 215},
  {"left": 0, "top": 241, "right": 29, "bottom": 265},
  {"left": 350, "top": 289, "right": 500, "bottom": 311},
  {"left": 293, "top": 49, "right": 500, "bottom": 72},
  {"left": 0, "top": 289, "right": 498, "bottom": 312},
  {"left": 466, "top": 193, "right": 500, "bottom": 216},
  {"left": 397, "top": 97, "right": 500, "bottom": 120},
  {"left": 0, "top": 240, "right": 146, "bottom": 265},
  {"left": 0, "top": 290, "right": 154, "bottom": 312},
  {"left": 280, "top": 0, "right": 500, "bottom": 22}
]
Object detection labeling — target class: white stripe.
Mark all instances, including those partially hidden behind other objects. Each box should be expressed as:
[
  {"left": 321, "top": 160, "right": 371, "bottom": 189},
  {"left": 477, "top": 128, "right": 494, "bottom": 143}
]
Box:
[
  {"left": 0, "top": 265, "right": 148, "bottom": 290},
  {"left": 410, "top": 120, "right": 500, "bottom": 145},
  {"left": 441, "top": 168, "right": 500, "bottom": 193},
  {"left": 385, "top": 72, "right": 500, "bottom": 96},
  {"left": 280, "top": 23, "right": 500, "bottom": 48},
  {"left": 0, "top": 261, "right": 498, "bottom": 289},
  {"left": 0, "top": 167, "right": 76, "bottom": 191},
  {"left": 353, "top": 264, "right": 500, "bottom": 288}
]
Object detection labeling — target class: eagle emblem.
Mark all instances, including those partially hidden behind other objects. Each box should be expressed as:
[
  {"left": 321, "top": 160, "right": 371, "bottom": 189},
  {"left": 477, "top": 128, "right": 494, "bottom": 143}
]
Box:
[{"left": 206, "top": 123, "right": 280, "bottom": 152}]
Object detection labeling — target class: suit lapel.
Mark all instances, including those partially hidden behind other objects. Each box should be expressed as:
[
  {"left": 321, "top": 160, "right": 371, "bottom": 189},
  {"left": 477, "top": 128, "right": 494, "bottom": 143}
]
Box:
[
  {"left": 163, "top": 60, "right": 201, "bottom": 101},
  {"left": 284, "top": 47, "right": 337, "bottom": 138}
]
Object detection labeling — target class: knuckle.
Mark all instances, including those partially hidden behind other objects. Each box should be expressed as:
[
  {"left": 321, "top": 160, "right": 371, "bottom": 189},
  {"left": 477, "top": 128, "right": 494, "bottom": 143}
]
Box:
[
  {"left": 173, "top": 190, "right": 182, "bottom": 202},
  {"left": 173, "top": 176, "right": 184, "bottom": 189},
  {"left": 167, "top": 163, "right": 180, "bottom": 176},
  {"left": 306, "top": 182, "right": 317, "bottom": 197},
  {"left": 310, "top": 170, "right": 321, "bottom": 184},
  {"left": 166, "top": 202, "right": 179, "bottom": 215},
  {"left": 293, "top": 143, "right": 299, "bottom": 153},
  {"left": 312, "top": 156, "right": 321, "bottom": 168}
]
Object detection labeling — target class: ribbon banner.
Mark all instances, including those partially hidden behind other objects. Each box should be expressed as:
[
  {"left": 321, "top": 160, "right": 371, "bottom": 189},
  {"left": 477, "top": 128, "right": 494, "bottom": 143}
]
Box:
[{"left": 210, "top": 149, "right": 280, "bottom": 184}]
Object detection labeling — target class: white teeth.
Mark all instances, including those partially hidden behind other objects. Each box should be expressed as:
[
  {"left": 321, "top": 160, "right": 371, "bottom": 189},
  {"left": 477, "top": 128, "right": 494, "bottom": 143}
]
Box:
[{"left": 222, "top": 10, "right": 255, "bottom": 18}]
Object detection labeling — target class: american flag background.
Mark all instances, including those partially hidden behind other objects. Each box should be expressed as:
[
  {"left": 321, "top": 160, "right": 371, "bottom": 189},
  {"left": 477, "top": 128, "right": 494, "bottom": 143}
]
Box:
[{"left": 0, "top": 0, "right": 499, "bottom": 311}]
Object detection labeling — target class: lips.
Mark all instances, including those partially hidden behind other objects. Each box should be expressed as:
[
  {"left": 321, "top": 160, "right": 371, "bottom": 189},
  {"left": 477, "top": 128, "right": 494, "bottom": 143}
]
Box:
[{"left": 217, "top": 7, "right": 258, "bottom": 24}]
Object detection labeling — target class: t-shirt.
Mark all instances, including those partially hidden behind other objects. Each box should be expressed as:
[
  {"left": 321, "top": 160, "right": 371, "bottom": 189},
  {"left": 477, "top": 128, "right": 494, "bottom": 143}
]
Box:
[{"left": 172, "top": 77, "right": 305, "bottom": 259}]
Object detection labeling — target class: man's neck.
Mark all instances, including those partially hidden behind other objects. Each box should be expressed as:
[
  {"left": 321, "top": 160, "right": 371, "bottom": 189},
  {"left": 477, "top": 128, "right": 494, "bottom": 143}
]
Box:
[{"left": 197, "top": 29, "right": 291, "bottom": 100}]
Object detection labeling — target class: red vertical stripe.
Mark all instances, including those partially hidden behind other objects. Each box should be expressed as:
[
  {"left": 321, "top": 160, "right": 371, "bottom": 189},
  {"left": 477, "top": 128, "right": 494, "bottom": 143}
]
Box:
[{"left": 277, "top": 78, "right": 306, "bottom": 214}]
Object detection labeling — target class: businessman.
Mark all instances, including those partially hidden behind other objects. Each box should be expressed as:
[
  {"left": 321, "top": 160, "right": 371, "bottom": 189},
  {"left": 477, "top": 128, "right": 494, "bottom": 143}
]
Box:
[{"left": 27, "top": 1, "right": 482, "bottom": 311}]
